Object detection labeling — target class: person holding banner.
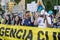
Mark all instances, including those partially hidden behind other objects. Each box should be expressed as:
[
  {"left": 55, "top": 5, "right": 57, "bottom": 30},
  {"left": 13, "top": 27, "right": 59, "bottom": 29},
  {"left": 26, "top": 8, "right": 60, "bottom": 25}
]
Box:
[
  {"left": 34, "top": 11, "right": 47, "bottom": 28},
  {"left": 22, "top": 11, "right": 34, "bottom": 26},
  {"left": 14, "top": 15, "right": 21, "bottom": 25},
  {"left": 56, "top": 17, "right": 60, "bottom": 28},
  {"left": 0, "top": 15, "right": 2, "bottom": 24},
  {"left": 34, "top": 9, "right": 53, "bottom": 28},
  {"left": 34, "top": 13, "right": 39, "bottom": 27},
  {"left": 52, "top": 16, "right": 60, "bottom": 28},
  {"left": 4, "top": 14, "right": 9, "bottom": 24}
]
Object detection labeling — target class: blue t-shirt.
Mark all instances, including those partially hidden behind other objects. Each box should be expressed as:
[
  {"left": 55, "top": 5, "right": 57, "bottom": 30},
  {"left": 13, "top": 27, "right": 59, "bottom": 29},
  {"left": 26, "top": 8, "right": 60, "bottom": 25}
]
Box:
[{"left": 23, "top": 18, "right": 32, "bottom": 26}]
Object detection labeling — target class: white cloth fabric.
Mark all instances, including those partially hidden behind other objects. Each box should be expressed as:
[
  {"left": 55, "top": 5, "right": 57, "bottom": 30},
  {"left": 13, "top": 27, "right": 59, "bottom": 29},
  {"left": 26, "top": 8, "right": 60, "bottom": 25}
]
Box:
[
  {"left": 46, "top": 16, "right": 52, "bottom": 25},
  {"left": 37, "top": 17, "right": 46, "bottom": 28},
  {"left": 1, "top": 0, "right": 6, "bottom": 6}
]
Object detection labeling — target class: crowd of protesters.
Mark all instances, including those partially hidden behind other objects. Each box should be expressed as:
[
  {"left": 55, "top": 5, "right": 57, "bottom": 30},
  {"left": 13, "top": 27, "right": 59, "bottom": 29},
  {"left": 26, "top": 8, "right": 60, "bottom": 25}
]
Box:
[{"left": 0, "top": 9, "right": 60, "bottom": 28}]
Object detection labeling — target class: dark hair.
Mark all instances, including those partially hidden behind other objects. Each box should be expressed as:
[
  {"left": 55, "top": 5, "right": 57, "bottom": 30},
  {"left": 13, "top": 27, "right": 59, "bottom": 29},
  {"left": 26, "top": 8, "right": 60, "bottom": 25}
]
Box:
[
  {"left": 5, "top": 15, "right": 10, "bottom": 24},
  {"left": 40, "top": 15, "right": 43, "bottom": 17},
  {"left": 58, "top": 17, "right": 60, "bottom": 20},
  {"left": 26, "top": 11, "right": 30, "bottom": 13},
  {"left": 14, "top": 15, "right": 22, "bottom": 25}
]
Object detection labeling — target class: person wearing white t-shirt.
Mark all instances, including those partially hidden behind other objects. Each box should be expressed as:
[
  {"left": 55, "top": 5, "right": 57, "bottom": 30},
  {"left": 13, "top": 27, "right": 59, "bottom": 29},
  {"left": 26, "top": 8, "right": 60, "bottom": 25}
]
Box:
[
  {"left": 34, "top": 13, "right": 47, "bottom": 28},
  {"left": 37, "top": 16, "right": 46, "bottom": 28}
]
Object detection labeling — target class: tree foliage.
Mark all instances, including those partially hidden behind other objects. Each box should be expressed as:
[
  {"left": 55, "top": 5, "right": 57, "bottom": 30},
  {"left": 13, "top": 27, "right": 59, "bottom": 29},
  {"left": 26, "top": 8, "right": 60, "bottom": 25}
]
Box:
[
  {"left": 42, "top": 0, "right": 60, "bottom": 11},
  {"left": 14, "top": 0, "right": 21, "bottom": 4},
  {"left": 13, "top": 0, "right": 60, "bottom": 10}
]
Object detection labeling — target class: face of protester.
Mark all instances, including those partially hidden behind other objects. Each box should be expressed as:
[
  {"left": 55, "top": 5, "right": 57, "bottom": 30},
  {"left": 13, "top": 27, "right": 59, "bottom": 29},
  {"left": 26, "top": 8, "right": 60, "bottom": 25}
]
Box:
[
  {"left": 38, "top": 13, "right": 41, "bottom": 17},
  {"left": 57, "top": 17, "right": 60, "bottom": 25},
  {"left": 9, "top": 10, "right": 12, "bottom": 14},
  {"left": 25, "top": 13, "right": 30, "bottom": 18},
  {"left": 58, "top": 17, "right": 60, "bottom": 22},
  {"left": 52, "top": 14, "right": 55, "bottom": 18},
  {"left": 15, "top": 16, "right": 19, "bottom": 22},
  {"left": 34, "top": 14, "right": 39, "bottom": 19}
]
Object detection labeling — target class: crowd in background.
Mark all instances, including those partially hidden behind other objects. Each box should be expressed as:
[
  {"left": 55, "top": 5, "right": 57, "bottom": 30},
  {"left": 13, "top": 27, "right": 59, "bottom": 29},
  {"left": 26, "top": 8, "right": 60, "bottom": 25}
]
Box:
[{"left": 0, "top": 10, "right": 60, "bottom": 28}]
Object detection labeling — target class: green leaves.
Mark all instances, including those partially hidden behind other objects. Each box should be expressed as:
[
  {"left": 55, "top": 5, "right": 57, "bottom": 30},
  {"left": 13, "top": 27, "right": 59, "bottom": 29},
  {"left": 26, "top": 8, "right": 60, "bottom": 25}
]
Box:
[{"left": 14, "top": 0, "right": 21, "bottom": 4}]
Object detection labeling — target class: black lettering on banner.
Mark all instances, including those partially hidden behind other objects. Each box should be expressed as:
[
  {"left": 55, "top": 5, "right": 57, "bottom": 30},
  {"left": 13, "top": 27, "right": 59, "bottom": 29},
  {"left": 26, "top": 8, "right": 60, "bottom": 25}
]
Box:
[
  {"left": 25, "top": 30, "right": 33, "bottom": 40},
  {"left": 37, "top": 31, "right": 45, "bottom": 40},
  {"left": 53, "top": 32, "right": 57, "bottom": 40},
  {"left": 0, "top": 27, "right": 4, "bottom": 36},
  {"left": 5, "top": 28, "right": 10, "bottom": 37},
  {"left": 22, "top": 30, "right": 26, "bottom": 40},
  {"left": 58, "top": 32, "right": 60, "bottom": 40},
  {"left": 0, "top": 38, "right": 2, "bottom": 40},
  {"left": 10, "top": 29, "right": 17, "bottom": 38},
  {"left": 16, "top": 29, "right": 23, "bottom": 39},
  {"left": 45, "top": 31, "right": 49, "bottom": 40}
]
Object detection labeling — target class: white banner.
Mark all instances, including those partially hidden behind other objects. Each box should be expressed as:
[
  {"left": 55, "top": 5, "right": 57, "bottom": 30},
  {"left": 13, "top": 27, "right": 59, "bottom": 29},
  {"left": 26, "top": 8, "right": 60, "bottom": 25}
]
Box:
[
  {"left": 54, "top": 6, "right": 60, "bottom": 10},
  {"left": 1, "top": 0, "right": 6, "bottom": 6},
  {"left": 27, "top": 1, "right": 37, "bottom": 12}
]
